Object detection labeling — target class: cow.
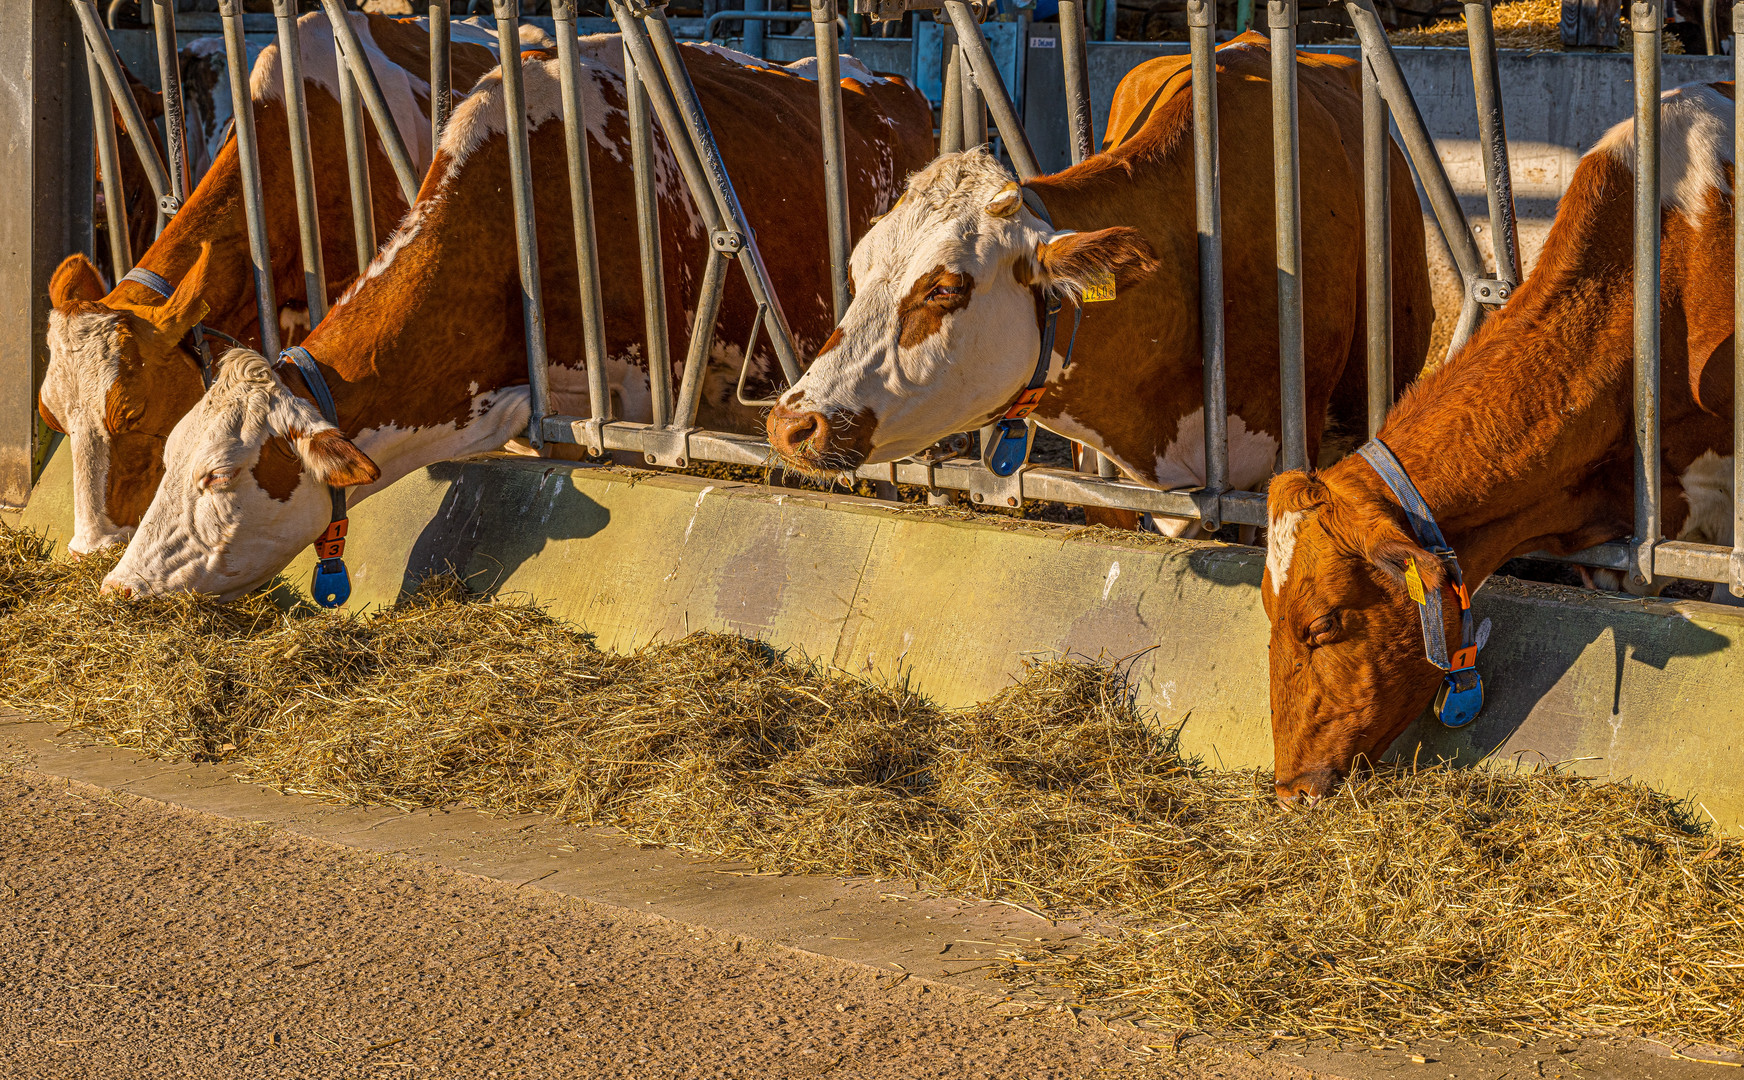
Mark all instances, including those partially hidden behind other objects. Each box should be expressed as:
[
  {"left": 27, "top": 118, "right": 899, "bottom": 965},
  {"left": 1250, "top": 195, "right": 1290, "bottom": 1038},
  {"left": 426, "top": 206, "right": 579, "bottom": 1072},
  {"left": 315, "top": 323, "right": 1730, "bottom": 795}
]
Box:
[
  {"left": 97, "top": 40, "right": 934, "bottom": 601},
  {"left": 761, "top": 35, "right": 1434, "bottom": 537},
  {"left": 1261, "top": 82, "right": 1739, "bottom": 806},
  {"left": 39, "top": 11, "right": 505, "bottom": 557}
]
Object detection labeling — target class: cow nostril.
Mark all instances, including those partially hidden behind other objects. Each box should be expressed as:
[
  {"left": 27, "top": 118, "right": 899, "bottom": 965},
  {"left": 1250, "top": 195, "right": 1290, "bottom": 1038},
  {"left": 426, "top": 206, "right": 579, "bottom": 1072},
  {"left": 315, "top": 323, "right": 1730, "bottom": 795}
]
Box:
[
  {"left": 767, "top": 406, "right": 831, "bottom": 458},
  {"left": 100, "top": 580, "right": 133, "bottom": 599}
]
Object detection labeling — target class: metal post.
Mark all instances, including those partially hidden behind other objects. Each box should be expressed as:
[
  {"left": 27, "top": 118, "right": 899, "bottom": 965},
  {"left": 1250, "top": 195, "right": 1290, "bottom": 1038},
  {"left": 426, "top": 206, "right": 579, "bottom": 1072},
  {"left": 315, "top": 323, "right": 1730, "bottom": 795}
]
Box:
[
  {"left": 940, "top": 37, "right": 964, "bottom": 153},
  {"left": 1188, "top": 0, "right": 1226, "bottom": 529},
  {"left": 318, "top": 0, "right": 420, "bottom": 205},
  {"left": 960, "top": 43, "right": 987, "bottom": 148},
  {"left": 1464, "top": 0, "right": 1520, "bottom": 284},
  {"left": 71, "top": 0, "right": 172, "bottom": 208},
  {"left": 1059, "top": 0, "right": 1093, "bottom": 164},
  {"left": 813, "top": 0, "right": 852, "bottom": 322},
  {"left": 150, "top": 0, "right": 191, "bottom": 217},
  {"left": 1104, "top": 0, "right": 1118, "bottom": 40},
  {"left": 273, "top": 0, "right": 329, "bottom": 328},
  {"left": 674, "top": 253, "right": 733, "bottom": 428},
  {"left": 744, "top": 0, "right": 768, "bottom": 57},
  {"left": 1362, "top": 54, "right": 1392, "bottom": 438},
  {"left": 553, "top": 0, "right": 613, "bottom": 427},
  {"left": 219, "top": 0, "right": 280, "bottom": 358},
  {"left": 1269, "top": 0, "right": 1306, "bottom": 473},
  {"left": 1733, "top": 0, "right": 1743, "bottom": 596},
  {"left": 1630, "top": 0, "right": 1662, "bottom": 589},
  {"left": 491, "top": 0, "right": 552, "bottom": 449},
  {"left": 942, "top": 0, "right": 1040, "bottom": 178},
  {"left": 336, "top": 36, "right": 376, "bottom": 273},
  {"left": 625, "top": 44, "right": 673, "bottom": 429},
  {"left": 87, "top": 41, "right": 133, "bottom": 280},
  {"left": 431, "top": 0, "right": 451, "bottom": 147}
]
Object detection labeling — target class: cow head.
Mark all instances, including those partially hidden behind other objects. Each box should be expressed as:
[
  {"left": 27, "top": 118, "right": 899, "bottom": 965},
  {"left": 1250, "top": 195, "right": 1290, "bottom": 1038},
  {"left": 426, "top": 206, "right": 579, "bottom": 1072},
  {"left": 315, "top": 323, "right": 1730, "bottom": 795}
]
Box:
[
  {"left": 767, "top": 148, "right": 1156, "bottom": 472},
  {"left": 102, "top": 349, "right": 379, "bottom": 602},
  {"left": 1262, "top": 468, "right": 1453, "bottom": 806},
  {"left": 40, "top": 249, "right": 216, "bottom": 555}
]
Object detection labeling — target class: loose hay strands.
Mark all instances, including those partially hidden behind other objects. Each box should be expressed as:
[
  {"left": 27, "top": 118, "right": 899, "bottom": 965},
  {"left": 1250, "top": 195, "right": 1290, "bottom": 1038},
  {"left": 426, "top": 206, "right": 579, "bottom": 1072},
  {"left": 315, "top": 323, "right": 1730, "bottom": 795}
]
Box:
[
  {"left": 1338, "top": 0, "right": 1684, "bottom": 53},
  {"left": 0, "top": 523, "right": 1740, "bottom": 1045}
]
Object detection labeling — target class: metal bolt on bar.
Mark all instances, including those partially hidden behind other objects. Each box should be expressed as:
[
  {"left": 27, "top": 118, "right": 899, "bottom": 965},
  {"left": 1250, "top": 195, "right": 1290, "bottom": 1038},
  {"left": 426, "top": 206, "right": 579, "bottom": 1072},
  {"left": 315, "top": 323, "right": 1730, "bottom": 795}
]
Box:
[
  {"left": 1188, "top": 0, "right": 1227, "bottom": 529},
  {"left": 942, "top": 0, "right": 1039, "bottom": 178},
  {"left": 71, "top": 0, "right": 172, "bottom": 210},
  {"left": 1059, "top": 0, "right": 1093, "bottom": 164},
  {"left": 1362, "top": 53, "right": 1392, "bottom": 438},
  {"left": 939, "top": 31, "right": 965, "bottom": 154},
  {"left": 1269, "top": 0, "right": 1307, "bottom": 473},
  {"left": 336, "top": 35, "right": 377, "bottom": 273},
  {"left": 813, "top": 0, "right": 853, "bottom": 323},
  {"left": 318, "top": 0, "right": 420, "bottom": 205},
  {"left": 150, "top": 0, "right": 191, "bottom": 217},
  {"left": 431, "top": 0, "right": 451, "bottom": 146},
  {"left": 273, "top": 0, "right": 329, "bottom": 328},
  {"left": 1463, "top": 0, "right": 1520, "bottom": 284},
  {"left": 219, "top": 0, "right": 281, "bottom": 357},
  {"left": 624, "top": 43, "right": 674, "bottom": 430},
  {"left": 1734, "top": 0, "right": 1744, "bottom": 596},
  {"left": 491, "top": 0, "right": 553, "bottom": 450},
  {"left": 553, "top": 0, "right": 614, "bottom": 431},
  {"left": 1630, "top": 0, "right": 1663, "bottom": 589},
  {"left": 86, "top": 40, "right": 133, "bottom": 278}
]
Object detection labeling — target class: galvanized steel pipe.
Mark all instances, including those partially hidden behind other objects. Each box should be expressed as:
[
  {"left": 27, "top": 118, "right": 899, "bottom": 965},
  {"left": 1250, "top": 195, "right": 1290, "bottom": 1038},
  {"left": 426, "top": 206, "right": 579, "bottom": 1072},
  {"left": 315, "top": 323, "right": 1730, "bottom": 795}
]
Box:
[
  {"left": 336, "top": 36, "right": 377, "bottom": 274},
  {"left": 1362, "top": 54, "right": 1391, "bottom": 437},
  {"left": 939, "top": 37, "right": 964, "bottom": 154},
  {"left": 675, "top": 252, "right": 733, "bottom": 429},
  {"left": 1188, "top": 0, "right": 1227, "bottom": 528},
  {"left": 1059, "top": 0, "right": 1093, "bottom": 164},
  {"left": 553, "top": 0, "right": 613, "bottom": 424},
  {"left": 1463, "top": 0, "right": 1520, "bottom": 283},
  {"left": 318, "top": 0, "right": 421, "bottom": 205},
  {"left": 813, "top": 0, "right": 853, "bottom": 322},
  {"left": 431, "top": 0, "right": 451, "bottom": 147},
  {"left": 219, "top": 0, "right": 281, "bottom": 357},
  {"left": 150, "top": 0, "right": 191, "bottom": 217},
  {"left": 624, "top": 44, "right": 673, "bottom": 429},
  {"left": 1269, "top": 0, "right": 1307, "bottom": 473},
  {"left": 960, "top": 44, "right": 987, "bottom": 148},
  {"left": 86, "top": 41, "right": 133, "bottom": 279},
  {"left": 942, "top": 0, "right": 1039, "bottom": 178},
  {"left": 71, "top": 0, "right": 172, "bottom": 209},
  {"left": 273, "top": 0, "right": 329, "bottom": 328},
  {"left": 1631, "top": 0, "right": 1662, "bottom": 588}
]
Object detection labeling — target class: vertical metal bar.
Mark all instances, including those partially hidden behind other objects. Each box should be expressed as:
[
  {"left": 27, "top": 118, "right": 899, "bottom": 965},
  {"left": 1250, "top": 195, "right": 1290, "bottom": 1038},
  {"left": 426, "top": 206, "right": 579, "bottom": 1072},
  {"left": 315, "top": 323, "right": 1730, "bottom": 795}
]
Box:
[
  {"left": 1464, "top": 0, "right": 1519, "bottom": 284},
  {"left": 219, "top": 0, "right": 280, "bottom": 358},
  {"left": 1630, "top": 0, "right": 1662, "bottom": 589},
  {"left": 318, "top": 0, "right": 420, "bottom": 205},
  {"left": 1104, "top": 0, "right": 1118, "bottom": 40},
  {"left": 1362, "top": 54, "right": 1392, "bottom": 438},
  {"left": 1188, "top": 0, "right": 1226, "bottom": 529},
  {"left": 273, "top": 0, "right": 329, "bottom": 328},
  {"left": 813, "top": 0, "right": 852, "bottom": 322},
  {"left": 1269, "top": 0, "right": 1306, "bottom": 473},
  {"left": 613, "top": 10, "right": 722, "bottom": 234},
  {"left": 1733, "top": 0, "right": 1743, "bottom": 597},
  {"left": 625, "top": 43, "right": 673, "bottom": 429},
  {"left": 942, "top": 0, "right": 1040, "bottom": 178},
  {"left": 553, "top": 0, "right": 613, "bottom": 425},
  {"left": 87, "top": 41, "right": 133, "bottom": 280},
  {"left": 940, "top": 36, "right": 964, "bottom": 153},
  {"left": 1705, "top": 0, "right": 1719, "bottom": 54},
  {"left": 961, "top": 43, "right": 988, "bottom": 147},
  {"left": 744, "top": 0, "right": 768, "bottom": 57},
  {"left": 491, "top": 0, "right": 552, "bottom": 449},
  {"left": 431, "top": 0, "right": 451, "bottom": 148},
  {"left": 336, "top": 36, "right": 376, "bottom": 273},
  {"left": 71, "top": 0, "right": 172, "bottom": 206},
  {"left": 674, "top": 253, "right": 733, "bottom": 428},
  {"left": 1059, "top": 0, "right": 1093, "bottom": 164},
  {"left": 150, "top": 0, "right": 191, "bottom": 215}
]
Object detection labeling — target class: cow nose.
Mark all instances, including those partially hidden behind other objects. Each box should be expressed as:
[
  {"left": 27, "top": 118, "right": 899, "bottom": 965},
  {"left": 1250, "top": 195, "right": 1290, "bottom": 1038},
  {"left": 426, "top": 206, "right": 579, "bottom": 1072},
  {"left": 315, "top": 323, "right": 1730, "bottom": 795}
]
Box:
[
  {"left": 766, "top": 403, "right": 832, "bottom": 462},
  {"left": 1275, "top": 768, "right": 1342, "bottom": 809},
  {"left": 100, "top": 580, "right": 134, "bottom": 599}
]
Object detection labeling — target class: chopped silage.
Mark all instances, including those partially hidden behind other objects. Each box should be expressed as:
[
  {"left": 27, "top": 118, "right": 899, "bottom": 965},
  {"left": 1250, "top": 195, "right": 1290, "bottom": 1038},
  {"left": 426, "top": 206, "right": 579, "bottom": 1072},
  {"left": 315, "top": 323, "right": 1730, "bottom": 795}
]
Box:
[{"left": 0, "top": 522, "right": 1738, "bottom": 1046}]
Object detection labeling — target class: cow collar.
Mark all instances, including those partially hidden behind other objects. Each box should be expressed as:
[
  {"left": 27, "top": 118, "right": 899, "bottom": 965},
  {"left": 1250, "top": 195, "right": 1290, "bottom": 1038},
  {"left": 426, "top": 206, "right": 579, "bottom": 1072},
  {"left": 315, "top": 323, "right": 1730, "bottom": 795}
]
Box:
[
  {"left": 120, "top": 268, "right": 244, "bottom": 390},
  {"left": 985, "top": 186, "right": 1084, "bottom": 478},
  {"left": 1355, "top": 439, "right": 1491, "bottom": 728},
  {"left": 278, "top": 345, "right": 353, "bottom": 609}
]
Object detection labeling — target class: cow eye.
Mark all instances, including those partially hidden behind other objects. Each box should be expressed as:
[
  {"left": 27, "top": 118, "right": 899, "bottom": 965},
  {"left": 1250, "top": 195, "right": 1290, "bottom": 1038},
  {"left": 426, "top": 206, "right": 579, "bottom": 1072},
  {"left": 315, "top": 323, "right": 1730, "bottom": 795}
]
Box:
[
  {"left": 928, "top": 284, "right": 965, "bottom": 302},
  {"left": 1307, "top": 612, "right": 1340, "bottom": 646},
  {"left": 200, "top": 468, "right": 239, "bottom": 492}
]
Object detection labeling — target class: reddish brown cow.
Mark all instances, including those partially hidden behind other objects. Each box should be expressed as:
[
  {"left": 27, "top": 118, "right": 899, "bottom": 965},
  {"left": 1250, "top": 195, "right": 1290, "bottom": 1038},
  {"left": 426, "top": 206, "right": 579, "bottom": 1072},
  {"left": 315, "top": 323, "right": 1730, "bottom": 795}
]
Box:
[{"left": 1263, "top": 82, "right": 1738, "bottom": 804}]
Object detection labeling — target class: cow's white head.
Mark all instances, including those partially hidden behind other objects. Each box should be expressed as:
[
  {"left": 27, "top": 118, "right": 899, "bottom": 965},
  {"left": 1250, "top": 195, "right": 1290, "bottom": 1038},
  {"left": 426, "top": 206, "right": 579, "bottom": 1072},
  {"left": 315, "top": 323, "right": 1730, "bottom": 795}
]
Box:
[
  {"left": 102, "top": 349, "right": 379, "bottom": 602},
  {"left": 766, "top": 148, "right": 1157, "bottom": 472},
  {"left": 39, "top": 251, "right": 215, "bottom": 555}
]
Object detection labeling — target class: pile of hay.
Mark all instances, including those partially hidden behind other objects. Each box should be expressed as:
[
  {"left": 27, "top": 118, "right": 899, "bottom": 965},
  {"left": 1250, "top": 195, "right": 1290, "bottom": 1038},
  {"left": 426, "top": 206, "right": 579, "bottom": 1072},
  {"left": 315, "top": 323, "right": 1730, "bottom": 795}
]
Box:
[
  {"left": 1, "top": 523, "right": 1739, "bottom": 1045},
  {"left": 1349, "top": 0, "right": 1685, "bottom": 52}
]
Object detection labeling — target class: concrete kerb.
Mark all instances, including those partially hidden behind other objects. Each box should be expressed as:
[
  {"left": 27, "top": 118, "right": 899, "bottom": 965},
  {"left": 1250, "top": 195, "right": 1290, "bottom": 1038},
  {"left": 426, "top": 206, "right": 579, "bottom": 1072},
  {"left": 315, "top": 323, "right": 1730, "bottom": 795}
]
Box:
[{"left": 10, "top": 440, "right": 1744, "bottom": 831}]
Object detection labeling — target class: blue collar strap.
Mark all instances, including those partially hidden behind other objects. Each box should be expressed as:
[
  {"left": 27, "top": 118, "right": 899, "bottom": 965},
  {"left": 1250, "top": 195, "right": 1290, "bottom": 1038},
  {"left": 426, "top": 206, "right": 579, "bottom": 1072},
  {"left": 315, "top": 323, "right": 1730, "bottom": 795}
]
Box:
[
  {"left": 120, "top": 267, "right": 239, "bottom": 390},
  {"left": 278, "top": 345, "right": 352, "bottom": 609},
  {"left": 1355, "top": 439, "right": 1486, "bottom": 728},
  {"left": 986, "top": 187, "right": 1083, "bottom": 478}
]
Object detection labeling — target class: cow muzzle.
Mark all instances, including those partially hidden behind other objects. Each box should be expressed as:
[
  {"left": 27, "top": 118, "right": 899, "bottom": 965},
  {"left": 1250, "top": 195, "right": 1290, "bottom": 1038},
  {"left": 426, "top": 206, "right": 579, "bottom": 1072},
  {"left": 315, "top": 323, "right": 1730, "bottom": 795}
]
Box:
[
  {"left": 767, "top": 403, "right": 876, "bottom": 475},
  {"left": 1274, "top": 766, "right": 1344, "bottom": 809}
]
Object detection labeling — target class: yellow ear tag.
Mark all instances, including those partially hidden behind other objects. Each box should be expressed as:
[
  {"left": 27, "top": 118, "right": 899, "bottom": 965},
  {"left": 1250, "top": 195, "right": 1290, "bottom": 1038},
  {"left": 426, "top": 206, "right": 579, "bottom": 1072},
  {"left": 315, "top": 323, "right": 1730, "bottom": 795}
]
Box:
[
  {"left": 1404, "top": 558, "right": 1427, "bottom": 605},
  {"left": 1081, "top": 270, "right": 1116, "bottom": 303}
]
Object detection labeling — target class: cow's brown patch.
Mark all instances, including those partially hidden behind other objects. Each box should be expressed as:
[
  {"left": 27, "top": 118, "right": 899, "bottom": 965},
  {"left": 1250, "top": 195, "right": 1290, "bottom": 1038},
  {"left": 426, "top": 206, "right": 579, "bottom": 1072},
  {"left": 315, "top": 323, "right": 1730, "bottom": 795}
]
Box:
[
  {"left": 303, "top": 430, "right": 381, "bottom": 488},
  {"left": 104, "top": 430, "right": 167, "bottom": 528},
  {"left": 38, "top": 401, "right": 65, "bottom": 435},
  {"left": 252, "top": 436, "right": 305, "bottom": 503},
  {"left": 1035, "top": 227, "right": 1159, "bottom": 292},
  {"left": 896, "top": 267, "right": 974, "bottom": 349},
  {"left": 816, "top": 326, "right": 844, "bottom": 359}
]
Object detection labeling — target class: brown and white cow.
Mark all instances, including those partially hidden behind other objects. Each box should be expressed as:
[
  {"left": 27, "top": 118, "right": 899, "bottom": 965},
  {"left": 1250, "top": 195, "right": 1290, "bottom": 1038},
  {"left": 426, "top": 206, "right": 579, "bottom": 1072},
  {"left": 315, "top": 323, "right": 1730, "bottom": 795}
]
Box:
[
  {"left": 39, "top": 12, "right": 505, "bottom": 556},
  {"left": 1262, "top": 82, "right": 1739, "bottom": 805},
  {"left": 763, "top": 36, "right": 1434, "bottom": 532},
  {"left": 98, "top": 41, "right": 933, "bottom": 601}
]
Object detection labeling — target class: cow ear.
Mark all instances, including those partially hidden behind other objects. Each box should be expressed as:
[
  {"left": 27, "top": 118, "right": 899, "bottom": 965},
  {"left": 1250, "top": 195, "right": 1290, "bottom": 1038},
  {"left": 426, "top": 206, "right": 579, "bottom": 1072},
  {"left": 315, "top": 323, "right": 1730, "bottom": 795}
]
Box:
[
  {"left": 1036, "top": 227, "right": 1159, "bottom": 296},
  {"left": 298, "top": 429, "right": 380, "bottom": 488},
  {"left": 50, "top": 254, "right": 109, "bottom": 311},
  {"left": 1368, "top": 534, "right": 1446, "bottom": 595},
  {"left": 1267, "top": 470, "right": 1329, "bottom": 515},
  {"left": 984, "top": 183, "right": 1022, "bottom": 218},
  {"left": 144, "top": 244, "right": 214, "bottom": 343}
]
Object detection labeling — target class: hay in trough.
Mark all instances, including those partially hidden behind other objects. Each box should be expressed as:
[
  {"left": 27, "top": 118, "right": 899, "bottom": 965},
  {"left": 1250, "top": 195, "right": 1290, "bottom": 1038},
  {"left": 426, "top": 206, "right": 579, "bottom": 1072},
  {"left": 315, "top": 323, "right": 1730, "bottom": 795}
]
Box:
[
  {"left": 0, "top": 522, "right": 1739, "bottom": 1046},
  {"left": 1341, "top": 0, "right": 1685, "bottom": 52}
]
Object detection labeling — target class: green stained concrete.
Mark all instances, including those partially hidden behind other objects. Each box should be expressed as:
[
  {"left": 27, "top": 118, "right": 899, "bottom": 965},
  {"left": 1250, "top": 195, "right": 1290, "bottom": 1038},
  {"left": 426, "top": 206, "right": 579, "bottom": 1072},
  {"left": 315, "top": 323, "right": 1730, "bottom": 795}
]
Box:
[{"left": 11, "top": 443, "right": 1744, "bottom": 831}]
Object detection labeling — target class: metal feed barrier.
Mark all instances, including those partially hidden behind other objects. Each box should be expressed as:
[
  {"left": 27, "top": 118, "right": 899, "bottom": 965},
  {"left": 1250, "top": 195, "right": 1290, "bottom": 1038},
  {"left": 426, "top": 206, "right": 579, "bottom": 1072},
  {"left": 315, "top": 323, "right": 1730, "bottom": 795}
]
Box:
[{"left": 8, "top": 0, "right": 1743, "bottom": 598}]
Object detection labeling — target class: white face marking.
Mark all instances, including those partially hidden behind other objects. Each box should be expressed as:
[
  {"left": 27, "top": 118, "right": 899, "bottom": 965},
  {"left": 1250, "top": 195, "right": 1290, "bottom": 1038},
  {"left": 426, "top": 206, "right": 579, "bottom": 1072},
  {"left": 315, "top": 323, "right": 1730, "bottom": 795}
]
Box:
[
  {"left": 42, "top": 307, "right": 134, "bottom": 555},
  {"left": 1590, "top": 82, "right": 1734, "bottom": 222},
  {"left": 1677, "top": 450, "right": 1736, "bottom": 547},
  {"left": 1266, "top": 509, "right": 1307, "bottom": 592}
]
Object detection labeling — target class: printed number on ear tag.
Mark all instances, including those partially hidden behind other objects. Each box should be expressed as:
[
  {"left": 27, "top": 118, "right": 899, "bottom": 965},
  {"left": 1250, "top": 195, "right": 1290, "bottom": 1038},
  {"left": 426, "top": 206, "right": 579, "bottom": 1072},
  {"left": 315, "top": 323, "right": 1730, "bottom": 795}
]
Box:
[
  {"left": 1081, "top": 270, "right": 1116, "bottom": 303},
  {"left": 1404, "top": 558, "right": 1427, "bottom": 605}
]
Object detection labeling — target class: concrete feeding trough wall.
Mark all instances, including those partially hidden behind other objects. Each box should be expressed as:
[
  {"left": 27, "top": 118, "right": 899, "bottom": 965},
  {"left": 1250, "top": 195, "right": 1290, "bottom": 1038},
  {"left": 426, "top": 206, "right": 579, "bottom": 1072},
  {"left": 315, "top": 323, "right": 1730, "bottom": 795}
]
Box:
[{"left": 12, "top": 440, "right": 1744, "bottom": 830}]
